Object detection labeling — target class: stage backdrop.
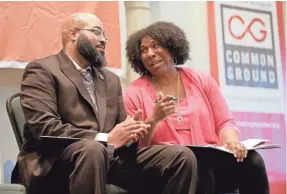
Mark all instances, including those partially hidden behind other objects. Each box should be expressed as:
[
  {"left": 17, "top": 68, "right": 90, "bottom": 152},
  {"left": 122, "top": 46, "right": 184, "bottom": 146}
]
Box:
[
  {"left": 0, "top": 1, "right": 127, "bottom": 75},
  {"left": 208, "top": 1, "right": 286, "bottom": 194}
]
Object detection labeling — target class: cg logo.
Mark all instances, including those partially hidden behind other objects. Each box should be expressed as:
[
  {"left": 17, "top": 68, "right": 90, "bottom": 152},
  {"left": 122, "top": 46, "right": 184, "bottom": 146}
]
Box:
[{"left": 228, "top": 15, "right": 267, "bottom": 42}]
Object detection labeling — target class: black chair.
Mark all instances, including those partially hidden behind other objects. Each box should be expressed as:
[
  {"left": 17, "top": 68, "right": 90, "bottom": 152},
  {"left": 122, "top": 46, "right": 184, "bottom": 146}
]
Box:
[{"left": 6, "top": 93, "right": 128, "bottom": 194}]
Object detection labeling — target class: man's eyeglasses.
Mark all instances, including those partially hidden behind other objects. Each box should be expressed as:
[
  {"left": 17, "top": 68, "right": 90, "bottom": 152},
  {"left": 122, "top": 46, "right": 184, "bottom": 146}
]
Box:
[{"left": 74, "top": 27, "right": 108, "bottom": 41}]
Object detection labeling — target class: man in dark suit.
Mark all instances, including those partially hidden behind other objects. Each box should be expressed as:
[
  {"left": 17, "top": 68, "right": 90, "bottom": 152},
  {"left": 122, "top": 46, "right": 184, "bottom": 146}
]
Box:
[{"left": 13, "top": 12, "right": 198, "bottom": 194}]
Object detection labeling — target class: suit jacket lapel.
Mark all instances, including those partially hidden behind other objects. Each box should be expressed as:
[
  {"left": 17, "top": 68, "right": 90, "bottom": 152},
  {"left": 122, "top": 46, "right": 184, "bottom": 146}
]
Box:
[
  {"left": 93, "top": 67, "right": 107, "bottom": 132},
  {"left": 57, "top": 50, "right": 99, "bottom": 119}
]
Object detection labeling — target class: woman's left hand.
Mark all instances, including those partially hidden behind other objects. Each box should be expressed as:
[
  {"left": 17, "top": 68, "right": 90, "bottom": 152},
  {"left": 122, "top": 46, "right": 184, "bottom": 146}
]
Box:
[{"left": 224, "top": 141, "right": 248, "bottom": 162}]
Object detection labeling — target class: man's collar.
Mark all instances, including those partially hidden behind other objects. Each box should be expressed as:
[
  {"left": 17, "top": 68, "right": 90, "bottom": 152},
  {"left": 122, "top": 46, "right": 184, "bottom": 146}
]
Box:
[{"left": 68, "top": 56, "right": 91, "bottom": 71}]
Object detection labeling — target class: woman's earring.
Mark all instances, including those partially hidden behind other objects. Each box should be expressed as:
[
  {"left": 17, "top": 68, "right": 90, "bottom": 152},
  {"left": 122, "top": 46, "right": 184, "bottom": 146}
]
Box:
[{"left": 173, "top": 57, "right": 178, "bottom": 65}]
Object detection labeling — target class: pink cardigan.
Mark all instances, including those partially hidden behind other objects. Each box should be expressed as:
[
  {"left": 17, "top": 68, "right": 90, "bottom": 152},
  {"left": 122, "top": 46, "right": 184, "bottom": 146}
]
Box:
[{"left": 123, "top": 68, "right": 239, "bottom": 146}]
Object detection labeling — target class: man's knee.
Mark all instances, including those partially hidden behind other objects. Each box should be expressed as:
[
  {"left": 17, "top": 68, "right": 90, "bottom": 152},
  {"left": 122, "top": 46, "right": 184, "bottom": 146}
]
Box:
[
  {"left": 82, "top": 140, "right": 107, "bottom": 155},
  {"left": 163, "top": 145, "right": 197, "bottom": 170},
  {"left": 63, "top": 140, "right": 108, "bottom": 161}
]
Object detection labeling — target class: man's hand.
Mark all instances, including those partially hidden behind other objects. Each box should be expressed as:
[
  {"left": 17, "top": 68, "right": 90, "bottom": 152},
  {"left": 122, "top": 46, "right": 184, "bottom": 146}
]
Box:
[
  {"left": 224, "top": 141, "right": 248, "bottom": 162},
  {"left": 108, "top": 116, "right": 150, "bottom": 148}
]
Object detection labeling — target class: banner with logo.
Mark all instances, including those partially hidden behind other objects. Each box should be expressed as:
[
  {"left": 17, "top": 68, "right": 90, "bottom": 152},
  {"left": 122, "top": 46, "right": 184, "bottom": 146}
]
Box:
[
  {"left": 207, "top": 2, "right": 286, "bottom": 193},
  {"left": 0, "top": 2, "right": 126, "bottom": 76}
]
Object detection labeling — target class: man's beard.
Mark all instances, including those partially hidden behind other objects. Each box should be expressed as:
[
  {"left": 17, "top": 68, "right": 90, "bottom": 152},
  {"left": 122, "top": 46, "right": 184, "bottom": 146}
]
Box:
[{"left": 76, "top": 34, "right": 106, "bottom": 69}]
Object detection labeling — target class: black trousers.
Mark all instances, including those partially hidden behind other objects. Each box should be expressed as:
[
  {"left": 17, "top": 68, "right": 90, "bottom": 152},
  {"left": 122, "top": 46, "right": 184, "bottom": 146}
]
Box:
[
  {"left": 193, "top": 149, "right": 270, "bottom": 194},
  {"left": 30, "top": 140, "right": 198, "bottom": 194}
]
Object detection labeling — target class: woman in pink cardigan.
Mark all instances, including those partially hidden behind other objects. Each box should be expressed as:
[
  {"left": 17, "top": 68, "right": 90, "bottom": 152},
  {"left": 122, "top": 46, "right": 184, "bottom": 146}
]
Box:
[{"left": 123, "top": 21, "right": 269, "bottom": 194}]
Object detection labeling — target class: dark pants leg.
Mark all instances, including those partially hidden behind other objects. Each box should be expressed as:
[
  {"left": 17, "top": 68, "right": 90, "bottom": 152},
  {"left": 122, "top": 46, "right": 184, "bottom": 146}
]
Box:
[
  {"left": 27, "top": 140, "right": 109, "bottom": 194},
  {"left": 108, "top": 144, "right": 198, "bottom": 194},
  {"left": 60, "top": 140, "right": 109, "bottom": 194},
  {"left": 194, "top": 149, "right": 269, "bottom": 194},
  {"left": 30, "top": 141, "right": 197, "bottom": 194}
]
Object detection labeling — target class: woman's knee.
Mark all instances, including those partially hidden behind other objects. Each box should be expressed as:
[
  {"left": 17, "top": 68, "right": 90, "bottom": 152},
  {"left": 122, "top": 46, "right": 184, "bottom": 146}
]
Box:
[{"left": 245, "top": 151, "right": 266, "bottom": 169}]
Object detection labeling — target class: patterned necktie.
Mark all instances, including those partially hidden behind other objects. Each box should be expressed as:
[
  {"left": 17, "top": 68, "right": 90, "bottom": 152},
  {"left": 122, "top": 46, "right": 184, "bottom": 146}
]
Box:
[{"left": 79, "top": 68, "right": 98, "bottom": 112}]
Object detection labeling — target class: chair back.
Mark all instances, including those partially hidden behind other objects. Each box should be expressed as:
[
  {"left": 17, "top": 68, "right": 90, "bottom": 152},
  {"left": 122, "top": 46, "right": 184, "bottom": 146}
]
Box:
[{"left": 6, "top": 93, "right": 26, "bottom": 150}]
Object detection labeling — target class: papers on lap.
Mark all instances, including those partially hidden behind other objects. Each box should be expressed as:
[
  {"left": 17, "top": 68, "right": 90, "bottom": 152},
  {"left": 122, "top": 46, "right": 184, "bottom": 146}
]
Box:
[{"left": 185, "top": 139, "right": 281, "bottom": 154}]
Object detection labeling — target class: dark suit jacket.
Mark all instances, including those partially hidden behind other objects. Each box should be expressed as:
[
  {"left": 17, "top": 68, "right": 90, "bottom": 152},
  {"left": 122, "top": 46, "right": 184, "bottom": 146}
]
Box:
[{"left": 12, "top": 50, "right": 127, "bottom": 188}]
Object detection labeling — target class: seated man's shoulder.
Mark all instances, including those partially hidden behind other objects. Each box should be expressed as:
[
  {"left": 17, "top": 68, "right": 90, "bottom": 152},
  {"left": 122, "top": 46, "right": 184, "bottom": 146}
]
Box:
[
  {"left": 101, "top": 68, "right": 119, "bottom": 79},
  {"left": 100, "top": 68, "right": 123, "bottom": 86},
  {"left": 25, "top": 54, "right": 59, "bottom": 72}
]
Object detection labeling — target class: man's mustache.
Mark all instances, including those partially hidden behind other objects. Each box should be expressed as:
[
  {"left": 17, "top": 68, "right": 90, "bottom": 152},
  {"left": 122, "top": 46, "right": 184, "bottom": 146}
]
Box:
[{"left": 95, "top": 41, "right": 106, "bottom": 49}]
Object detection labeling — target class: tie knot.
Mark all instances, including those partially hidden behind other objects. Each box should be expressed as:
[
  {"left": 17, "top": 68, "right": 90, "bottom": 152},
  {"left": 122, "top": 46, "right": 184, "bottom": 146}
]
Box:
[
  {"left": 79, "top": 69, "right": 92, "bottom": 81},
  {"left": 78, "top": 68, "right": 90, "bottom": 74}
]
